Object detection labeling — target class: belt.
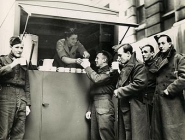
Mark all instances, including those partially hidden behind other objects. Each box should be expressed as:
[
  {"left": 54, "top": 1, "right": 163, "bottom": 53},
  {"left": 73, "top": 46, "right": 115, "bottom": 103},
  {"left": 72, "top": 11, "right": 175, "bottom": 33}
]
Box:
[
  {"left": 0, "top": 83, "right": 23, "bottom": 88},
  {"left": 93, "top": 94, "right": 112, "bottom": 100}
]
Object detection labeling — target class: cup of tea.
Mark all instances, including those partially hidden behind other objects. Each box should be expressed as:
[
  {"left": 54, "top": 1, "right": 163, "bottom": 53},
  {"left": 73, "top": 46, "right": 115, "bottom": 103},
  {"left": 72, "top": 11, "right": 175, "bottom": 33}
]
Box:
[
  {"left": 76, "top": 68, "right": 82, "bottom": 73},
  {"left": 19, "top": 58, "right": 27, "bottom": 65},
  {"left": 64, "top": 68, "right": 70, "bottom": 72},
  {"left": 71, "top": 68, "right": 76, "bottom": 73},
  {"left": 57, "top": 67, "right": 65, "bottom": 72},
  {"left": 112, "top": 61, "right": 119, "bottom": 70}
]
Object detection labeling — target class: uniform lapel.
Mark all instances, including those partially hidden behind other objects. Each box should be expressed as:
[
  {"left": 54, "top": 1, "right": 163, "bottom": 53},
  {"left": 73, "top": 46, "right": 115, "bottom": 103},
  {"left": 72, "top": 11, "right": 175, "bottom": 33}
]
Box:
[
  {"left": 117, "top": 64, "right": 134, "bottom": 87},
  {"left": 64, "top": 41, "right": 78, "bottom": 56},
  {"left": 70, "top": 45, "right": 78, "bottom": 55},
  {"left": 63, "top": 41, "right": 70, "bottom": 55},
  {"left": 117, "top": 53, "right": 136, "bottom": 88}
]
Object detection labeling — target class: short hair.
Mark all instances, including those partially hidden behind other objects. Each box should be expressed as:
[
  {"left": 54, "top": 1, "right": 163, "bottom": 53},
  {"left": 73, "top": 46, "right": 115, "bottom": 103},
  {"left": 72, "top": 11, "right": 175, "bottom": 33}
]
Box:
[
  {"left": 119, "top": 43, "right": 133, "bottom": 54},
  {"left": 141, "top": 44, "right": 154, "bottom": 53},
  {"left": 154, "top": 34, "right": 172, "bottom": 43},
  {"left": 9, "top": 36, "right": 22, "bottom": 47},
  {"left": 97, "top": 50, "right": 113, "bottom": 64},
  {"left": 65, "top": 28, "right": 78, "bottom": 38}
]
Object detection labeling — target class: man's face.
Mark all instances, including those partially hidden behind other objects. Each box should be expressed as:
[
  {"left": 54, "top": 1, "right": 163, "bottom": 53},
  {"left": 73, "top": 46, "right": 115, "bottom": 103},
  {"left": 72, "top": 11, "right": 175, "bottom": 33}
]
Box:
[
  {"left": 117, "top": 47, "right": 130, "bottom": 64},
  {"left": 95, "top": 53, "right": 105, "bottom": 67},
  {"left": 158, "top": 36, "right": 171, "bottom": 53},
  {"left": 67, "top": 34, "right": 78, "bottom": 46},
  {"left": 11, "top": 43, "right": 23, "bottom": 58},
  {"left": 141, "top": 46, "right": 154, "bottom": 62}
]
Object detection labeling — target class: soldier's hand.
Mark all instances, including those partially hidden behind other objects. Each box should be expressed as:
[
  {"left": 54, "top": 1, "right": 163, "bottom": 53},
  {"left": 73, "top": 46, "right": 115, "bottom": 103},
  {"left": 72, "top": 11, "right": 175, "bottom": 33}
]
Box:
[
  {"left": 83, "top": 51, "right": 90, "bottom": 58},
  {"left": 85, "top": 111, "right": 91, "bottom": 120},
  {"left": 26, "top": 106, "right": 31, "bottom": 116},
  {"left": 163, "top": 89, "right": 169, "bottom": 95},
  {"left": 113, "top": 89, "right": 118, "bottom": 98},
  {"left": 76, "top": 58, "right": 83, "bottom": 64},
  {"left": 10, "top": 58, "right": 21, "bottom": 68}
]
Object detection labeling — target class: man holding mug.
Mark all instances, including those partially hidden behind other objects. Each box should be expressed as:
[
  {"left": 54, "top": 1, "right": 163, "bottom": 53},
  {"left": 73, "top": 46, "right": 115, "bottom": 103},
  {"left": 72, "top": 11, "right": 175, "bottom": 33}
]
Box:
[
  {"left": 80, "top": 50, "right": 119, "bottom": 140},
  {"left": 0, "top": 36, "right": 31, "bottom": 140}
]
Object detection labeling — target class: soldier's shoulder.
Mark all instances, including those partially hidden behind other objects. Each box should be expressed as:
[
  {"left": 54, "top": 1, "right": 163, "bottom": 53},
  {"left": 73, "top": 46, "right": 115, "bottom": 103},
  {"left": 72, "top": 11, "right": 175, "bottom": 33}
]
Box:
[
  {"left": 0, "top": 55, "right": 8, "bottom": 62},
  {"left": 0, "top": 55, "right": 7, "bottom": 58},
  {"left": 175, "top": 53, "right": 185, "bottom": 59}
]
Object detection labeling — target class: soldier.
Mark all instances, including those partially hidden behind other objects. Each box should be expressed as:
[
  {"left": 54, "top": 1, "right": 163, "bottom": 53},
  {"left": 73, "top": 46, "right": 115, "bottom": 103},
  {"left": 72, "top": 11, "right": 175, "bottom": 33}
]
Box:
[
  {"left": 113, "top": 44, "right": 149, "bottom": 140},
  {"left": 140, "top": 44, "right": 156, "bottom": 139},
  {"left": 0, "top": 36, "right": 31, "bottom": 140},
  {"left": 150, "top": 34, "right": 185, "bottom": 140},
  {"left": 80, "top": 50, "right": 119, "bottom": 140}
]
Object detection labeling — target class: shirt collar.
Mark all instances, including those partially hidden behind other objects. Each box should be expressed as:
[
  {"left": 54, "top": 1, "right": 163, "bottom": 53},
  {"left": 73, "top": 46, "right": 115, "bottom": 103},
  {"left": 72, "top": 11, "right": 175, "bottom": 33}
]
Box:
[{"left": 98, "top": 65, "right": 110, "bottom": 73}]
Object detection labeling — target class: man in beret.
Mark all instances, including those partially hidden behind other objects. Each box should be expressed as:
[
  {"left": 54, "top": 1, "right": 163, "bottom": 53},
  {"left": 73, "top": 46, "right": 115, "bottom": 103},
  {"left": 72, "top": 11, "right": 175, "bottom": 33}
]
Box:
[
  {"left": 80, "top": 50, "right": 119, "bottom": 140},
  {"left": 150, "top": 34, "right": 185, "bottom": 140},
  {"left": 0, "top": 36, "right": 31, "bottom": 140},
  {"left": 113, "top": 44, "right": 149, "bottom": 140}
]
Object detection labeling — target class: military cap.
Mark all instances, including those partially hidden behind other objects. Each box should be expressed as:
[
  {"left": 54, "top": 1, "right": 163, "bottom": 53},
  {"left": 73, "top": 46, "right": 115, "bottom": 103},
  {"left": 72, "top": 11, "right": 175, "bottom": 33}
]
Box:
[{"left": 10, "top": 36, "right": 22, "bottom": 47}]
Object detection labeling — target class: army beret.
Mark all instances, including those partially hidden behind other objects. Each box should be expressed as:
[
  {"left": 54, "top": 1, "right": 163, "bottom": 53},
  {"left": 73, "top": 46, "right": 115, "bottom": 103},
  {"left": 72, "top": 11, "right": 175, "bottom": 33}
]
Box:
[
  {"left": 154, "top": 34, "right": 172, "bottom": 43},
  {"left": 10, "top": 36, "right": 22, "bottom": 47},
  {"left": 112, "top": 44, "right": 125, "bottom": 52}
]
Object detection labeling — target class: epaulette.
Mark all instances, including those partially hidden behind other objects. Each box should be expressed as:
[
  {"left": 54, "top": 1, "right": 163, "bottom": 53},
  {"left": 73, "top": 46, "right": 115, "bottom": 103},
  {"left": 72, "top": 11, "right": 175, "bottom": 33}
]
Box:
[{"left": 0, "top": 55, "right": 6, "bottom": 57}]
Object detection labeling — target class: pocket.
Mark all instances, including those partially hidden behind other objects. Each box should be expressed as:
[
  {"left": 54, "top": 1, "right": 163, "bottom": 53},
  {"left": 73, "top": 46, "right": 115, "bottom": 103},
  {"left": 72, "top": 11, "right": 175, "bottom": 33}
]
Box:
[{"left": 96, "top": 108, "right": 109, "bottom": 115}]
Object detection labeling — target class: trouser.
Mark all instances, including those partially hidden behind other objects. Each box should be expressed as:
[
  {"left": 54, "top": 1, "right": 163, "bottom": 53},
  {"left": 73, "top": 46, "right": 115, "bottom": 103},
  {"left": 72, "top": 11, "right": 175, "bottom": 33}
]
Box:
[
  {"left": 118, "top": 98, "right": 149, "bottom": 140},
  {"left": 91, "top": 94, "right": 115, "bottom": 140},
  {"left": 0, "top": 86, "right": 27, "bottom": 140},
  {"left": 118, "top": 99, "right": 131, "bottom": 140}
]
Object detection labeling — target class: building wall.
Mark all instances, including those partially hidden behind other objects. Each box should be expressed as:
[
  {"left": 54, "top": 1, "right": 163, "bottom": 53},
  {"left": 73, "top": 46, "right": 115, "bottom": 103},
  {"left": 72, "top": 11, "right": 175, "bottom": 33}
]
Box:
[
  {"left": 0, "top": 0, "right": 16, "bottom": 55},
  {"left": 91, "top": 0, "right": 185, "bottom": 60}
]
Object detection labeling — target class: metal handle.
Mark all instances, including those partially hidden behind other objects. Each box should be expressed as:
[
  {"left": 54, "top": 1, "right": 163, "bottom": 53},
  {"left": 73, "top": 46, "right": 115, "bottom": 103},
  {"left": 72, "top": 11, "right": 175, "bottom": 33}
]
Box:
[{"left": 42, "top": 103, "right": 49, "bottom": 107}]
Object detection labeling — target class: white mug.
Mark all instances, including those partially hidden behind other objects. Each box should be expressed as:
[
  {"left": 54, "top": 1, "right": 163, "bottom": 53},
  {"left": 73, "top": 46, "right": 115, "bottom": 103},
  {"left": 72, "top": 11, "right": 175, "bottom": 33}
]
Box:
[
  {"left": 112, "top": 61, "right": 119, "bottom": 70},
  {"left": 83, "top": 59, "right": 89, "bottom": 63},
  {"left": 64, "top": 68, "right": 70, "bottom": 72},
  {"left": 19, "top": 58, "right": 27, "bottom": 65},
  {"left": 76, "top": 68, "right": 82, "bottom": 73},
  {"left": 71, "top": 68, "right": 76, "bottom": 73},
  {"left": 39, "top": 59, "right": 54, "bottom": 70},
  {"left": 58, "top": 67, "right": 65, "bottom": 72}
]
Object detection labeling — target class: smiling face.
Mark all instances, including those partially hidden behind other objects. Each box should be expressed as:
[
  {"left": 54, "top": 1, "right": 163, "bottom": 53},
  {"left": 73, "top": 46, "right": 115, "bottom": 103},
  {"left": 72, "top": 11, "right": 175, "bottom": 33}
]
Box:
[
  {"left": 158, "top": 36, "right": 171, "bottom": 53},
  {"left": 141, "top": 46, "right": 154, "bottom": 62},
  {"left": 67, "top": 34, "right": 78, "bottom": 46},
  {"left": 11, "top": 43, "right": 24, "bottom": 58},
  {"left": 95, "top": 53, "right": 106, "bottom": 68},
  {"left": 117, "top": 47, "right": 130, "bottom": 64}
]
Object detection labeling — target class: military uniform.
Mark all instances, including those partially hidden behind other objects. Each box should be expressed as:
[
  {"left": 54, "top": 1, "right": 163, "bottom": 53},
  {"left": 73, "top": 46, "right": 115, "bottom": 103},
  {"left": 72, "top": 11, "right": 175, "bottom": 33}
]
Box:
[
  {"left": 116, "top": 52, "right": 149, "bottom": 140},
  {"left": 150, "top": 47, "right": 185, "bottom": 140},
  {"left": 85, "top": 65, "right": 119, "bottom": 140},
  {"left": 53, "top": 39, "right": 87, "bottom": 68},
  {"left": 0, "top": 53, "right": 30, "bottom": 140}
]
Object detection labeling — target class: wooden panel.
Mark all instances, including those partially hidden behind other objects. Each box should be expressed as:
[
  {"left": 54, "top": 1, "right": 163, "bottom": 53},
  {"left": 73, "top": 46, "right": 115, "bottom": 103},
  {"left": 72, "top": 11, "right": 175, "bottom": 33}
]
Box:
[
  {"left": 24, "top": 70, "right": 43, "bottom": 140},
  {"left": 41, "top": 72, "right": 91, "bottom": 140}
]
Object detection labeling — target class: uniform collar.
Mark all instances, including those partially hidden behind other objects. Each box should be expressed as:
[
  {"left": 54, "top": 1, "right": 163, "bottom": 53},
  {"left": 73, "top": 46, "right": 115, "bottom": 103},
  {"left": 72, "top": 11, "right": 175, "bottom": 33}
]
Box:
[
  {"left": 64, "top": 40, "right": 78, "bottom": 55},
  {"left": 98, "top": 65, "right": 110, "bottom": 73},
  {"left": 8, "top": 52, "right": 15, "bottom": 61}
]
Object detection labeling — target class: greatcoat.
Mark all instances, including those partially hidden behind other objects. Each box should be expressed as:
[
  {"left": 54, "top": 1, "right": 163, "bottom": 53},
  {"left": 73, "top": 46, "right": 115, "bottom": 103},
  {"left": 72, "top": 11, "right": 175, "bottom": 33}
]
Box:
[
  {"left": 116, "top": 52, "right": 149, "bottom": 140},
  {"left": 150, "top": 47, "right": 185, "bottom": 140}
]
